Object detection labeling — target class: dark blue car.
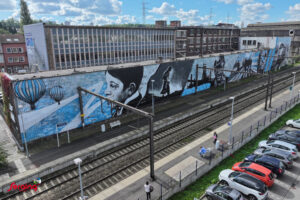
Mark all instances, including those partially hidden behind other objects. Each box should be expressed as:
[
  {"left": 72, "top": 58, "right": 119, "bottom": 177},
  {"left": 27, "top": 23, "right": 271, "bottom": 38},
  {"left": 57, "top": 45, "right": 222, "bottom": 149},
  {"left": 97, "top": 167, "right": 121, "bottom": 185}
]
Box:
[{"left": 244, "top": 154, "right": 285, "bottom": 176}]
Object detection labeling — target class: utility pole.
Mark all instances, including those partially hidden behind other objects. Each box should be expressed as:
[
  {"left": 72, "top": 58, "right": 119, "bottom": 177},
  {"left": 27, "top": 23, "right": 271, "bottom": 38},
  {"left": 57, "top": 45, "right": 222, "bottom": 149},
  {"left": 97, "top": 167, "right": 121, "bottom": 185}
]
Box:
[
  {"left": 264, "top": 72, "right": 270, "bottom": 111},
  {"left": 142, "top": 0, "right": 146, "bottom": 24},
  {"left": 269, "top": 74, "right": 274, "bottom": 108},
  {"left": 195, "top": 64, "right": 199, "bottom": 94}
]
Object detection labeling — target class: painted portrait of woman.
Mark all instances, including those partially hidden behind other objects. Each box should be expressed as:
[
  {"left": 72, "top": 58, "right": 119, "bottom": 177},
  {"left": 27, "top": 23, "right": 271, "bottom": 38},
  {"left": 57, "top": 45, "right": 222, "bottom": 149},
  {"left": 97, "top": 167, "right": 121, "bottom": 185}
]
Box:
[{"left": 105, "top": 66, "right": 143, "bottom": 115}]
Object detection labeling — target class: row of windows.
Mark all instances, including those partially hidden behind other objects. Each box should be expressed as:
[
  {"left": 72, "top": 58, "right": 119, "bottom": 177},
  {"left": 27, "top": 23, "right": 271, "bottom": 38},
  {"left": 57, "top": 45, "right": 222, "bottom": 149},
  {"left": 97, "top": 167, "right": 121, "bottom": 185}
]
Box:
[
  {"left": 52, "top": 28, "right": 174, "bottom": 45},
  {"left": 6, "top": 47, "right": 24, "bottom": 53},
  {"left": 242, "top": 40, "right": 257, "bottom": 46},
  {"left": 187, "top": 37, "right": 239, "bottom": 44},
  {"left": 50, "top": 27, "right": 175, "bottom": 69},
  {"left": 8, "top": 56, "right": 25, "bottom": 63},
  {"left": 1, "top": 66, "right": 28, "bottom": 74},
  {"left": 53, "top": 42, "right": 173, "bottom": 50}
]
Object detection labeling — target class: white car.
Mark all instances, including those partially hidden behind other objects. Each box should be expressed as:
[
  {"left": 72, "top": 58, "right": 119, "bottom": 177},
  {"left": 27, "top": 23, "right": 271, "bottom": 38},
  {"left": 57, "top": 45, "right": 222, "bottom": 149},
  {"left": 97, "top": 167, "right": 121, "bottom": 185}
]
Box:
[
  {"left": 218, "top": 169, "right": 268, "bottom": 200},
  {"left": 258, "top": 140, "right": 298, "bottom": 159},
  {"left": 286, "top": 119, "right": 300, "bottom": 128}
]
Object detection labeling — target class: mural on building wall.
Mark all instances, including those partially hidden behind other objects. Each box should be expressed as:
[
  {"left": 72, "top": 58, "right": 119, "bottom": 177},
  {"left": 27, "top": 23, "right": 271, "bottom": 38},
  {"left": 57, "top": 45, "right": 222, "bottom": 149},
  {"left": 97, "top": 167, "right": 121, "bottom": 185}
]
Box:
[{"left": 11, "top": 39, "right": 292, "bottom": 142}]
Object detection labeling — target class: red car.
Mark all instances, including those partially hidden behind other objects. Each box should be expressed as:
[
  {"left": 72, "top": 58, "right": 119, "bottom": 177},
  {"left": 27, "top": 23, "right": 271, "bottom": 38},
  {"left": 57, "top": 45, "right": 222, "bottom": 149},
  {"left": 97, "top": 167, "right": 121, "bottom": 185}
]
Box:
[{"left": 232, "top": 162, "right": 275, "bottom": 187}]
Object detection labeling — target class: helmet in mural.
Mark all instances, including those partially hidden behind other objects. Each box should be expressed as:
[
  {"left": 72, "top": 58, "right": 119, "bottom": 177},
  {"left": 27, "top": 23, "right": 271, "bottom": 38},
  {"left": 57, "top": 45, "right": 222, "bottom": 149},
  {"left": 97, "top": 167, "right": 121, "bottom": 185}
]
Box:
[
  {"left": 49, "top": 86, "right": 64, "bottom": 105},
  {"left": 14, "top": 79, "right": 46, "bottom": 110}
]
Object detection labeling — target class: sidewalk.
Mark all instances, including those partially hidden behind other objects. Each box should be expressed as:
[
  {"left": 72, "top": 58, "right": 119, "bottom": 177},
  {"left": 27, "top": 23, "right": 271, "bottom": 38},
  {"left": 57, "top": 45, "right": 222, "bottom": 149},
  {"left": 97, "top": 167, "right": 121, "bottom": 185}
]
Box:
[{"left": 89, "top": 82, "right": 300, "bottom": 200}]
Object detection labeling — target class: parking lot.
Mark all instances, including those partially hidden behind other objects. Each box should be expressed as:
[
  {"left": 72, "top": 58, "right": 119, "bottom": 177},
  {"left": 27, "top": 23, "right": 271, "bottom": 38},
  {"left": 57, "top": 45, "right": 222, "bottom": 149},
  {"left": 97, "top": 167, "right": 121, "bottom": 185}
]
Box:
[{"left": 267, "top": 127, "right": 300, "bottom": 200}]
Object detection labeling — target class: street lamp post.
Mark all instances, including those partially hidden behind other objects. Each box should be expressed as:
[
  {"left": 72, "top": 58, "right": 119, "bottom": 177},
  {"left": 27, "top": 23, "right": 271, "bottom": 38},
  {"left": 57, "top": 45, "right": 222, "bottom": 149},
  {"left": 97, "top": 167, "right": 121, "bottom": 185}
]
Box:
[
  {"left": 18, "top": 104, "right": 29, "bottom": 157},
  {"left": 151, "top": 80, "right": 155, "bottom": 115},
  {"left": 229, "top": 96, "right": 235, "bottom": 144},
  {"left": 290, "top": 72, "right": 296, "bottom": 100},
  {"left": 74, "top": 158, "right": 87, "bottom": 200}
]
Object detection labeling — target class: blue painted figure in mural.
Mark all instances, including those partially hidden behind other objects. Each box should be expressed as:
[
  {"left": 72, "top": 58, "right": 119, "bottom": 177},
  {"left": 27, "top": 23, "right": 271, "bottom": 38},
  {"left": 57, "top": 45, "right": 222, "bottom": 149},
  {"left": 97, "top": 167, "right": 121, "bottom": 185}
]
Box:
[
  {"left": 14, "top": 79, "right": 46, "bottom": 110},
  {"left": 273, "top": 43, "right": 287, "bottom": 70},
  {"left": 105, "top": 67, "right": 143, "bottom": 116},
  {"left": 214, "top": 55, "right": 226, "bottom": 86},
  {"left": 160, "top": 66, "right": 172, "bottom": 96}
]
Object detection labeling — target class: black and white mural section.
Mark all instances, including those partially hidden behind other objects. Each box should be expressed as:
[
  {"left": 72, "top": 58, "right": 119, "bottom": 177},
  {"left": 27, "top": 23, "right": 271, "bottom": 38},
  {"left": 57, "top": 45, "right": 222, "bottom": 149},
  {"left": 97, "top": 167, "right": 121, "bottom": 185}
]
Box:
[{"left": 12, "top": 41, "right": 291, "bottom": 142}]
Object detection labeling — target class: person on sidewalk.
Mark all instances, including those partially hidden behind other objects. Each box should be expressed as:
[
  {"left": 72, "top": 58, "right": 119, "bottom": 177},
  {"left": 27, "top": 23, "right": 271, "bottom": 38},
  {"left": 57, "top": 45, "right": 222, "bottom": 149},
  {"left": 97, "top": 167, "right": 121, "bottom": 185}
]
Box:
[
  {"left": 199, "top": 146, "right": 207, "bottom": 157},
  {"left": 213, "top": 132, "right": 218, "bottom": 144},
  {"left": 144, "top": 181, "right": 151, "bottom": 200}
]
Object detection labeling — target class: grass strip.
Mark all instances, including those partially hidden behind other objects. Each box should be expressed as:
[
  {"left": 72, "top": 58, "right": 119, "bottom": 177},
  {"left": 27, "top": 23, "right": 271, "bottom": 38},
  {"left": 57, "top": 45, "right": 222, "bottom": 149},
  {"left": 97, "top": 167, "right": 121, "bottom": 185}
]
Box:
[{"left": 169, "top": 104, "right": 300, "bottom": 200}]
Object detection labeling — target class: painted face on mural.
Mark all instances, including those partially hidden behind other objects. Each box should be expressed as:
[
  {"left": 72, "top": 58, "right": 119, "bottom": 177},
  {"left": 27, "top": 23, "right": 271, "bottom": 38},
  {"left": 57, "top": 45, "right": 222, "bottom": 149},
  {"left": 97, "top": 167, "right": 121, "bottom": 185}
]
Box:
[{"left": 105, "top": 72, "right": 136, "bottom": 103}]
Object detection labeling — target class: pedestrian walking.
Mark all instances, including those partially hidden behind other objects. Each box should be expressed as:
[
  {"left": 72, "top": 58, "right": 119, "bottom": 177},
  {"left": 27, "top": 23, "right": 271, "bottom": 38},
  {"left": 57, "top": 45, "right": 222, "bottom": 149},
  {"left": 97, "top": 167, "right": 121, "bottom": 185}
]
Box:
[
  {"left": 144, "top": 181, "right": 151, "bottom": 200},
  {"left": 213, "top": 132, "right": 218, "bottom": 144}
]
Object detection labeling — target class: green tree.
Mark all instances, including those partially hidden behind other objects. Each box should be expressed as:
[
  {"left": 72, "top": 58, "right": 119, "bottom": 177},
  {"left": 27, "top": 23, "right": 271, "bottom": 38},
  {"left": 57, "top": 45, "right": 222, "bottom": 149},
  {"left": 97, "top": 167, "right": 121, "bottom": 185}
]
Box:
[{"left": 20, "top": 0, "right": 32, "bottom": 29}]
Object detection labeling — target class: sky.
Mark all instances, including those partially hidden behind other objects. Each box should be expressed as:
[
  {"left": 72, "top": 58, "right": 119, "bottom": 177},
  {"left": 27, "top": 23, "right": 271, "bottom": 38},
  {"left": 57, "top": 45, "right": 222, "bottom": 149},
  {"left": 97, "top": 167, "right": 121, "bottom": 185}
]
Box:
[{"left": 0, "top": 0, "right": 300, "bottom": 27}]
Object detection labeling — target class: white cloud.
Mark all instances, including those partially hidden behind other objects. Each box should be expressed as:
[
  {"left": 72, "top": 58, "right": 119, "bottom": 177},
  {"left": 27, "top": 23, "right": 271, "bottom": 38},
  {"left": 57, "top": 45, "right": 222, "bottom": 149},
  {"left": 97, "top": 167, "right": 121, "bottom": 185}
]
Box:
[
  {"left": 286, "top": 3, "right": 300, "bottom": 21},
  {"left": 215, "top": 0, "right": 234, "bottom": 4},
  {"left": 149, "top": 2, "right": 176, "bottom": 15},
  {"left": 23, "top": 0, "right": 131, "bottom": 25},
  {"left": 149, "top": 2, "right": 210, "bottom": 25},
  {"left": 27, "top": 0, "right": 122, "bottom": 16},
  {"left": 237, "top": 0, "right": 253, "bottom": 5},
  {"left": 239, "top": 2, "right": 271, "bottom": 24},
  {"left": 0, "top": 0, "right": 17, "bottom": 11},
  {"left": 215, "top": 0, "right": 253, "bottom": 5}
]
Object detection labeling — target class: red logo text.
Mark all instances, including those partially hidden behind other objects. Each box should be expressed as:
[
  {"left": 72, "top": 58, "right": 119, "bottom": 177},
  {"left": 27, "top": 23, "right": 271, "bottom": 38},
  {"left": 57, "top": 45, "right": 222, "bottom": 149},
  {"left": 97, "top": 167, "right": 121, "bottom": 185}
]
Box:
[{"left": 7, "top": 182, "right": 39, "bottom": 192}]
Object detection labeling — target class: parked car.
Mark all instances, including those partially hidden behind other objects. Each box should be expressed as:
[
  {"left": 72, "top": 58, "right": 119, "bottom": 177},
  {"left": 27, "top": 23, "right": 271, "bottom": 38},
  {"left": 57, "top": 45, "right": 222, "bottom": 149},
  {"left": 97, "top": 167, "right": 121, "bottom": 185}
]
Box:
[
  {"left": 276, "top": 130, "right": 300, "bottom": 137},
  {"left": 232, "top": 162, "right": 275, "bottom": 187},
  {"left": 219, "top": 169, "right": 268, "bottom": 200},
  {"left": 268, "top": 133, "right": 300, "bottom": 150},
  {"left": 286, "top": 119, "right": 300, "bottom": 128},
  {"left": 205, "top": 184, "right": 245, "bottom": 200},
  {"left": 258, "top": 140, "right": 298, "bottom": 159},
  {"left": 244, "top": 154, "right": 285, "bottom": 176},
  {"left": 253, "top": 148, "right": 293, "bottom": 168}
]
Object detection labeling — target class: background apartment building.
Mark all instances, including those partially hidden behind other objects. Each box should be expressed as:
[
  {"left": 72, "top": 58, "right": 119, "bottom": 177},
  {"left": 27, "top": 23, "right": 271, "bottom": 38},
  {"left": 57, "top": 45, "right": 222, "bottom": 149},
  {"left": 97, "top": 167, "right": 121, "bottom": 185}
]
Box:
[
  {"left": 174, "top": 23, "right": 240, "bottom": 57},
  {"left": 24, "top": 23, "right": 176, "bottom": 71},
  {"left": 240, "top": 21, "right": 300, "bottom": 57},
  {"left": 0, "top": 34, "right": 28, "bottom": 73}
]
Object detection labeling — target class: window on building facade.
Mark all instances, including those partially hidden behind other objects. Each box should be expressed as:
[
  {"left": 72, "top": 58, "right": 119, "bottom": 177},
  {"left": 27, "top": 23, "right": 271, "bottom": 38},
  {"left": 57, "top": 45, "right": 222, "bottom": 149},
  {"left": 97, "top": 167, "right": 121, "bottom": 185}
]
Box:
[
  {"left": 19, "top": 56, "right": 25, "bottom": 62},
  {"left": 12, "top": 48, "right": 18, "bottom": 53},
  {"left": 6, "top": 48, "right": 12, "bottom": 53},
  {"left": 8, "top": 57, "right": 13, "bottom": 63},
  {"left": 253, "top": 40, "right": 256, "bottom": 45},
  {"left": 13, "top": 57, "right": 19, "bottom": 62},
  {"left": 243, "top": 40, "right": 246, "bottom": 45},
  {"left": 18, "top": 47, "right": 23, "bottom": 53},
  {"left": 247, "top": 40, "right": 252, "bottom": 45},
  {"left": 0, "top": 55, "right": 3, "bottom": 63}
]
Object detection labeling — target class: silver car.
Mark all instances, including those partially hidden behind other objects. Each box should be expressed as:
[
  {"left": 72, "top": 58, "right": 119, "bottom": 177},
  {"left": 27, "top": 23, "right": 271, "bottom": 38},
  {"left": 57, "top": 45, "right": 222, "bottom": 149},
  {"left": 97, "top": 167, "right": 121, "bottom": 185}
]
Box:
[
  {"left": 254, "top": 147, "right": 293, "bottom": 168},
  {"left": 258, "top": 140, "right": 298, "bottom": 159},
  {"left": 205, "top": 184, "right": 245, "bottom": 200}
]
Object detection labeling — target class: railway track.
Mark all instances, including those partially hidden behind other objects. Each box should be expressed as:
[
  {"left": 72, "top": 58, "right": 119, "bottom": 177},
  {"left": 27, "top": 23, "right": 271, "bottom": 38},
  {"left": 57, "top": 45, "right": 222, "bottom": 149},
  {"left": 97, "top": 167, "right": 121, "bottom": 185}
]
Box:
[{"left": 2, "top": 68, "right": 300, "bottom": 200}]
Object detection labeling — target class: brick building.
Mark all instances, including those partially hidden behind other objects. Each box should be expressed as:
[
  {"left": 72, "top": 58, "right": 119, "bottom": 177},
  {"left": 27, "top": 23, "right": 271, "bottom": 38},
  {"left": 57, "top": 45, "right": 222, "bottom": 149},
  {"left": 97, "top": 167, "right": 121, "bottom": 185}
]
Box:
[
  {"left": 174, "top": 23, "right": 240, "bottom": 57},
  {"left": 0, "top": 34, "right": 29, "bottom": 73}
]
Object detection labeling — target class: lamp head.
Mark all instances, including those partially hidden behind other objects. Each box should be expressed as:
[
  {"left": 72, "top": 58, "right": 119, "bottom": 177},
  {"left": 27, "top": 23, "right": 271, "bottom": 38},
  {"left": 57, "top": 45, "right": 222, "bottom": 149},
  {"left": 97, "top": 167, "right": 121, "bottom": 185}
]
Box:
[
  {"left": 74, "top": 158, "right": 82, "bottom": 165},
  {"left": 229, "top": 96, "right": 235, "bottom": 100},
  {"left": 292, "top": 72, "right": 296, "bottom": 75}
]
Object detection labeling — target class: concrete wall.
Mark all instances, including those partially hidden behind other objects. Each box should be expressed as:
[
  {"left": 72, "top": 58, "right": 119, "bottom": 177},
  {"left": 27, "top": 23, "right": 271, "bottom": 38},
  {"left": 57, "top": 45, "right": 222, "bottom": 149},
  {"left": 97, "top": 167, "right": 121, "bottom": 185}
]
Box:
[{"left": 5, "top": 48, "right": 288, "bottom": 143}]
